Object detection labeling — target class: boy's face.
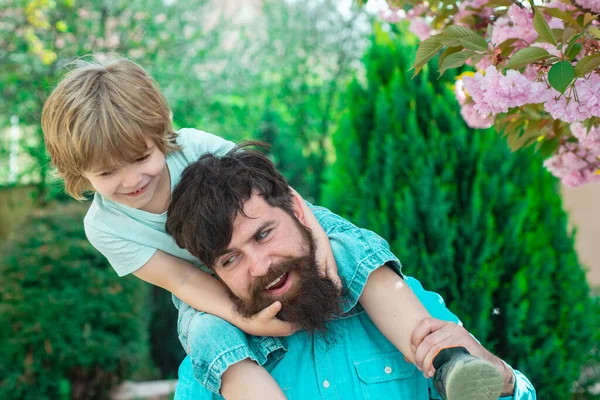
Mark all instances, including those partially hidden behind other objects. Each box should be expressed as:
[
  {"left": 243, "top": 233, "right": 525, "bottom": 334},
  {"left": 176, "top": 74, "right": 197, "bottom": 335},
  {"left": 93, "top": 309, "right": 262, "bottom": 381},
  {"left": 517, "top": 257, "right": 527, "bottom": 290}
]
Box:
[{"left": 83, "top": 139, "right": 169, "bottom": 211}]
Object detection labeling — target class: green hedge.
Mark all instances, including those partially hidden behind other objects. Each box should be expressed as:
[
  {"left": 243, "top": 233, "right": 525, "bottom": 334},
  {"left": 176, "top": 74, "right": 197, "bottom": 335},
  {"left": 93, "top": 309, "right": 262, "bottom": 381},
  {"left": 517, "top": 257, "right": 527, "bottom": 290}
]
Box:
[
  {"left": 323, "top": 25, "right": 600, "bottom": 399},
  {"left": 0, "top": 203, "right": 154, "bottom": 399}
]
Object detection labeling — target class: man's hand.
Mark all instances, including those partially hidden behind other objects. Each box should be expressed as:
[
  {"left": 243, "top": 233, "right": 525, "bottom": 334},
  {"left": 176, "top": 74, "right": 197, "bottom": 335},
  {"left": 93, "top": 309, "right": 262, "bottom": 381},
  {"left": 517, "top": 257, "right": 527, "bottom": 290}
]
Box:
[
  {"left": 235, "top": 301, "right": 297, "bottom": 337},
  {"left": 411, "top": 318, "right": 515, "bottom": 395}
]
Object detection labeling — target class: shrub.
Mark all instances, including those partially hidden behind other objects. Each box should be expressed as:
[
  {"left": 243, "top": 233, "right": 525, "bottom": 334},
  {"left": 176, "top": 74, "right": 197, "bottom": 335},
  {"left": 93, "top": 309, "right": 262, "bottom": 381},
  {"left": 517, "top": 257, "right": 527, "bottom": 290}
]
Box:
[
  {"left": 0, "top": 203, "right": 153, "bottom": 400},
  {"left": 323, "top": 25, "right": 600, "bottom": 399}
]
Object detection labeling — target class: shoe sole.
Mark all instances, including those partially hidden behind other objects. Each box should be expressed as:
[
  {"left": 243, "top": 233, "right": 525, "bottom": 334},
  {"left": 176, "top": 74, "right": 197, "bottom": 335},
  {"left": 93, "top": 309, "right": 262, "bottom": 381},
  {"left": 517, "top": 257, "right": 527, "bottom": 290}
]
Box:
[{"left": 444, "top": 357, "right": 504, "bottom": 400}]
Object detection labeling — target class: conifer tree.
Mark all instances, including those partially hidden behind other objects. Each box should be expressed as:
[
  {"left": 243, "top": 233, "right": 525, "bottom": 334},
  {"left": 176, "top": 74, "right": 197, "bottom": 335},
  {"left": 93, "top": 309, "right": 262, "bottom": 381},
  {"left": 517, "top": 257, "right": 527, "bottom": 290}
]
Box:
[{"left": 323, "top": 25, "right": 599, "bottom": 399}]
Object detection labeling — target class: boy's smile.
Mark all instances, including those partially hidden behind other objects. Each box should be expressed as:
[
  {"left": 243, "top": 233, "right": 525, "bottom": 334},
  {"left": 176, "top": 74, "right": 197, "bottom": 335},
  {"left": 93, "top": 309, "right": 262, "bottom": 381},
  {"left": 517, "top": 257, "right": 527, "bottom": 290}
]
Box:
[{"left": 84, "top": 139, "right": 171, "bottom": 213}]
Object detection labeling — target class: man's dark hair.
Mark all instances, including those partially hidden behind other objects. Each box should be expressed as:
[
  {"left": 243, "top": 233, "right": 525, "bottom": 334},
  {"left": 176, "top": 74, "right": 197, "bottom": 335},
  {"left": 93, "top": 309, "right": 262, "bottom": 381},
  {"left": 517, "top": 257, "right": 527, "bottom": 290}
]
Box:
[{"left": 166, "top": 142, "right": 294, "bottom": 267}]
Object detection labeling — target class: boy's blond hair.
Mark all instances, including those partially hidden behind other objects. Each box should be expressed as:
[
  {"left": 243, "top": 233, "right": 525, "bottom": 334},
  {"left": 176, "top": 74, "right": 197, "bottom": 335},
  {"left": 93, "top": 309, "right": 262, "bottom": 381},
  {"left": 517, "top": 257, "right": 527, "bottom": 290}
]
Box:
[{"left": 41, "top": 56, "right": 179, "bottom": 200}]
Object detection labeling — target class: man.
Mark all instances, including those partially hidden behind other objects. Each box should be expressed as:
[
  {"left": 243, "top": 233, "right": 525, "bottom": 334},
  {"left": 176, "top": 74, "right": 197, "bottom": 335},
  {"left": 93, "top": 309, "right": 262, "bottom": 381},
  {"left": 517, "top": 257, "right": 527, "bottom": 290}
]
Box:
[{"left": 166, "top": 144, "right": 536, "bottom": 400}]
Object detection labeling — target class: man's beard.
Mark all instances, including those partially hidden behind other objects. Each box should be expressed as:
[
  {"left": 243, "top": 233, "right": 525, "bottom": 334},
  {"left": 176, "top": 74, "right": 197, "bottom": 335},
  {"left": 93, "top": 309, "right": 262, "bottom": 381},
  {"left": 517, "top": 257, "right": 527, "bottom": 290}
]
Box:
[{"left": 227, "top": 221, "right": 341, "bottom": 334}]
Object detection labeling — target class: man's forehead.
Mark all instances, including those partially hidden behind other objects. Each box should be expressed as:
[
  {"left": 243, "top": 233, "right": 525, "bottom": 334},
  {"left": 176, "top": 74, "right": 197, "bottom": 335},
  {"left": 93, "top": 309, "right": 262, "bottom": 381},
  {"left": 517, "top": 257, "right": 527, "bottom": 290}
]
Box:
[{"left": 231, "top": 194, "right": 271, "bottom": 235}]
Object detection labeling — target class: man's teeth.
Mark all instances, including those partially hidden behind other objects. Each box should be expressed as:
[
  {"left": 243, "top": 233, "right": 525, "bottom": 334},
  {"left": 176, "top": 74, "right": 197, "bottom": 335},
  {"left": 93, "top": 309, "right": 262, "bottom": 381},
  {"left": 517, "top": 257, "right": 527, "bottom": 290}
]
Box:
[{"left": 265, "top": 274, "right": 285, "bottom": 290}]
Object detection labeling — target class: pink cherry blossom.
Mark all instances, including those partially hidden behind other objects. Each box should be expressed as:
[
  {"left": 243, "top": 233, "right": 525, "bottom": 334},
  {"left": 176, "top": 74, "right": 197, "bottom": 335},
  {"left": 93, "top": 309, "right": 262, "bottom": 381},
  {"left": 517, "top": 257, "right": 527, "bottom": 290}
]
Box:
[
  {"left": 454, "top": 0, "right": 493, "bottom": 27},
  {"left": 409, "top": 18, "right": 432, "bottom": 40},
  {"left": 543, "top": 73, "right": 600, "bottom": 123},
  {"left": 460, "top": 102, "right": 495, "bottom": 128},
  {"left": 491, "top": 5, "right": 537, "bottom": 46},
  {"left": 462, "top": 66, "right": 547, "bottom": 116},
  {"left": 573, "top": 0, "right": 600, "bottom": 13},
  {"left": 544, "top": 124, "right": 600, "bottom": 186}
]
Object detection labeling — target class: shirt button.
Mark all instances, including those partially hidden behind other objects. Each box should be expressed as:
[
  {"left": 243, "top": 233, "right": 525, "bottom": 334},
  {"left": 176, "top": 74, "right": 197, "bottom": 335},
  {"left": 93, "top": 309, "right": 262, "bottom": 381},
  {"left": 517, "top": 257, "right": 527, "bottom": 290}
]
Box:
[
  {"left": 384, "top": 366, "right": 392, "bottom": 374},
  {"left": 323, "top": 380, "right": 330, "bottom": 388}
]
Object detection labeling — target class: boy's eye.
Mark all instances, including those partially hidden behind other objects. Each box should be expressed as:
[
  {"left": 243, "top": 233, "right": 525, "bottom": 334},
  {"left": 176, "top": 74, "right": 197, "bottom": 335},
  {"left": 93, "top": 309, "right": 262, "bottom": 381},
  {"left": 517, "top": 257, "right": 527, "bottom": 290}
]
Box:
[
  {"left": 99, "top": 171, "right": 114, "bottom": 177},
  {"left": 256, "top": 229, "right": 272, "bottom": 241},
  {"left": 135, "top": 154, "right": 150, "bottom": 162}
]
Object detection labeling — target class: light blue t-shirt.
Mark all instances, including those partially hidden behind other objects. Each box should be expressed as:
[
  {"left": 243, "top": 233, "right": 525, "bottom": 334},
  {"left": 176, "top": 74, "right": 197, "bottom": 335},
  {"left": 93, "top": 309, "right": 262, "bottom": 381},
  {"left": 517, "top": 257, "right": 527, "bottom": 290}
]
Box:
[{"left": 84, "top": 128, "right": 235, "bottom": 277}]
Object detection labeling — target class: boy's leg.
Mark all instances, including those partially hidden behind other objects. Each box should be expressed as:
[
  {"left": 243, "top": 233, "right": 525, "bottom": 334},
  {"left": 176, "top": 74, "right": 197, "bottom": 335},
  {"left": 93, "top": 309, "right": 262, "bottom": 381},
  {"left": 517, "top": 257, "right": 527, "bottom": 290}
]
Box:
[
  {"left": 361, "top": 268, "right": 503, "bottom": 400},
  {"left": 359, "top": 265, "right": 433, "bottom": 364}
]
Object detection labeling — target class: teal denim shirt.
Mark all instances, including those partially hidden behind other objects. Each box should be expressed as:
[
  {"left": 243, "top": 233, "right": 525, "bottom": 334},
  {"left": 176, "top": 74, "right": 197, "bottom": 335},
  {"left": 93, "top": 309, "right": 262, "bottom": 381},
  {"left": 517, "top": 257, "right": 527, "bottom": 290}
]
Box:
[{"left": 174, "top": 206, "right": 536, "bottom": 399}]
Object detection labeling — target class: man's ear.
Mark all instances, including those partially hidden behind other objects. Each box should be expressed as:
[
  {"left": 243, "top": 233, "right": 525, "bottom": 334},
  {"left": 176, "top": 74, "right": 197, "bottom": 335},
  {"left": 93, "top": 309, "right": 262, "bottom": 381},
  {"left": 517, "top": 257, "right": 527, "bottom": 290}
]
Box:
[{"left": 291, "top": 192, "right": 309, "bottom": 227}]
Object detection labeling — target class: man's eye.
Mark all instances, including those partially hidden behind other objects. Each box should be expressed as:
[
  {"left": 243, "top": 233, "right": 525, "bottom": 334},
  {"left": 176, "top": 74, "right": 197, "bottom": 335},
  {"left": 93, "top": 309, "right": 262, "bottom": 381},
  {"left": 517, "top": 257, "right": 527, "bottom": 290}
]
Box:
[
  {"left": 135, "top": 154, "right": 150, "bottom": 162},
  {"left": 256, "top": 229, "right": 272, "bottom": 241},
  {"left": 222, "top": 254, "right": 237, "bottom": 267}
]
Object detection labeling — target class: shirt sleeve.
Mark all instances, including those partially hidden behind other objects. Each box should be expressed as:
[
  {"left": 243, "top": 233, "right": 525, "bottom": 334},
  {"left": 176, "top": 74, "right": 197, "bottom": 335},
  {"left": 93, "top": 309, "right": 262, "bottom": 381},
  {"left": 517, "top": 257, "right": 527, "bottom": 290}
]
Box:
[
  {"left": 84, "top": 222, "right": 156, "bottom": 277},
  {"left": 178, "top": 128, "right": 235, "bottom": 160},
  {"left": 499, "top": 367, "right": 537, "bottom": 400}
]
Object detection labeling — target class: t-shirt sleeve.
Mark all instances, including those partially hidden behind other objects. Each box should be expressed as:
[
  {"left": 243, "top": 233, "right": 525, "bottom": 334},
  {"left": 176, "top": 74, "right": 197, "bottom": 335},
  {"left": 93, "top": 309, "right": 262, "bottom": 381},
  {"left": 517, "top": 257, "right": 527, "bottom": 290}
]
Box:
[
  {"left": 178, "top": 128, "right": 235, "bottom": 160},
  {"left": 84, "top": 222, "right": 157, "bottom": 277}
]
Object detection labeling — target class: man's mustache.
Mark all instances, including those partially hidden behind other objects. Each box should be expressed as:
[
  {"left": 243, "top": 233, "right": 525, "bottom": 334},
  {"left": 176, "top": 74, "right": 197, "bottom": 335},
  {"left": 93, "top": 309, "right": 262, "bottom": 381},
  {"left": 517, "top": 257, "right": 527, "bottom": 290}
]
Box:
[{"left": 250, "top": 255, "right": 312, "bottom": 294}]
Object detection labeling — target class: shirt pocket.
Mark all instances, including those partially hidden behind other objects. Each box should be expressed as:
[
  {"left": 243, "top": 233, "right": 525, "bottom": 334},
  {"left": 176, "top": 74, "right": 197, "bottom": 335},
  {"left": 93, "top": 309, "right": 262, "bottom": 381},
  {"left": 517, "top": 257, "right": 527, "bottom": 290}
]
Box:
[{"left": 353, "top": 352, "right": 419, "bottom": 400}]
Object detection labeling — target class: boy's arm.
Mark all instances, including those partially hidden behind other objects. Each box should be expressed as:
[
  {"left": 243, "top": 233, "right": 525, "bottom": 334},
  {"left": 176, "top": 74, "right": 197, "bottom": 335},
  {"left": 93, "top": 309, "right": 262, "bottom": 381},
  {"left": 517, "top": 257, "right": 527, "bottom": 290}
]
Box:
[
  {"left": 133, "top": 251, "right": 290, "bottom": 398},
  {"left": 133, "top": 250, "right": 294, "bottom": 336},
  {"left": 358, "top": 265, "right": 431, "bottom": 364}
]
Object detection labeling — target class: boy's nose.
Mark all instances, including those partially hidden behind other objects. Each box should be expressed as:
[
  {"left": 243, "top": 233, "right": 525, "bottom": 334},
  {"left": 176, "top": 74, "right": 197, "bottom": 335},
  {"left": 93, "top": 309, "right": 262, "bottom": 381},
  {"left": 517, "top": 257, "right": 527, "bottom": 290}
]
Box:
[{"left": 121, "top": 171, "right": 143, "bottom": 189}]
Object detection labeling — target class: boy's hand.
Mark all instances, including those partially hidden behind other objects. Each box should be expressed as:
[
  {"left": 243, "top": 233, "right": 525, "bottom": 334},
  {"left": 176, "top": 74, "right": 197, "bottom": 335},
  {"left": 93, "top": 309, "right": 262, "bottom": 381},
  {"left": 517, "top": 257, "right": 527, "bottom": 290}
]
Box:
[
  {"left": 237, "top": 301, "right": 297, "bottom": 337},
  {"left": 290, "top": 188, "right": 342, "bottom": 292}
]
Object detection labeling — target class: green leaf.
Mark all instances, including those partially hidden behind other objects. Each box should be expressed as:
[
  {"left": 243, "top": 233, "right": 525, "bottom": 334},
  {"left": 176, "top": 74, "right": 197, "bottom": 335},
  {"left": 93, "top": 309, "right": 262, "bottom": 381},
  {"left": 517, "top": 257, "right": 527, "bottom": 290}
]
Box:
[
  {"left": 459, "top": 35, "right": 489, "bottom": 52},
  {"left": 538, "top": 138, "right": 560, "bottom": 158},
  {"left": 589, "top": 26, "right": 600, "bottom": 39},
  {"left": 411, "top": 36, "right": 444, "bottom": 76},
  {"left": 548, "top": 61, "right": 575, "bottom": 93},
  {"left": 574, "top": 54, "right": 600, "bottom": 78},
  {"left": 533, "top": 7, "right": 557, "bottom": 46},
  {"left": 485, "top": 0, "right": 512, "bottom": 7},
  {"left": 439, "top": 25, "right": 478, "bottom": 40},
  {"left": 540, "top": 7, "right": 580, "bottom": 29},
  {"left": 438, "top": 46, "right": 463, "bottom": 71},
  {"left": 562, "top": 28, "right": 577, "bottom": 46},
  {"left": 470, "top": 53, "right": 488, "bottom": 66},
  {"left": 565, "top": 43, "right": 583, "bottom": 61},
  {"left": 504, "top": 47, "right": 552, "bottom": 69},
  {"left": 437, "top": 26, "right": 488, "bottom": 51},
  {"left": 439, "top": 50, "right": 476, "bottom": 75},
  {"left": 583, "top": 13, "right": 598, "bottom": 28},
  {"left": 498, "top": 38, "right": 519, "bottom": 56}
]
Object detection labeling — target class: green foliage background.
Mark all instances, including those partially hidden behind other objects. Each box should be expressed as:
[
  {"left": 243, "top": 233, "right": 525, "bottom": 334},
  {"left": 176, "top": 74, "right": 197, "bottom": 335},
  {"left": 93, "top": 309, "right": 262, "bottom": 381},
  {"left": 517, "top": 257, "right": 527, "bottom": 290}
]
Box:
[{"left": 0, "top": 204, "right": 153, "bottom": 399}]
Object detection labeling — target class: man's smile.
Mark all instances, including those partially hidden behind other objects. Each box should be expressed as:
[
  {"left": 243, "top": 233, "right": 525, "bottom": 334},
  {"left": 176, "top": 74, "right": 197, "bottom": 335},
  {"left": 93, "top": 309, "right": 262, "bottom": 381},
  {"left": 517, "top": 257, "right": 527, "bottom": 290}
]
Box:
[{"left": 263, "top": 271, "right": 292, "bottom": 296}]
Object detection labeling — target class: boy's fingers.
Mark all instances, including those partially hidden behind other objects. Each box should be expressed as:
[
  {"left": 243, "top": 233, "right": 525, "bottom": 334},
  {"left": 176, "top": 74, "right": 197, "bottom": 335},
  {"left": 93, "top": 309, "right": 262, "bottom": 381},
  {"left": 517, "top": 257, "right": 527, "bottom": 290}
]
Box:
[
  {"left": 255, "top": 301, "right": 281, "bottom": 322},
  {"left": 328, "top": 271, "right": 343, "bottom": 292},
  {"left": 258, "top": 301, "right": 282, "bottom": 320}
]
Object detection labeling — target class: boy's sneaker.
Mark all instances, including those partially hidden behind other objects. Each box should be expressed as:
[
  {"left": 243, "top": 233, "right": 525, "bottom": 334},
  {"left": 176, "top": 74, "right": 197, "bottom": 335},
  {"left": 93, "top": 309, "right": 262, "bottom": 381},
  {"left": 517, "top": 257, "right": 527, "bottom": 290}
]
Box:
[{"left": 432, "top": 347, "right": 504, "bottom": 400}]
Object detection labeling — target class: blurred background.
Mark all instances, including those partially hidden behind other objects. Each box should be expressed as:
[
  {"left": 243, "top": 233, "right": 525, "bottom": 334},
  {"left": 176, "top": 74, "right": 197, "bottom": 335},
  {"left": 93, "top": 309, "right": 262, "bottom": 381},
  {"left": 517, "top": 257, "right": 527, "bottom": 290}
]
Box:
[{"left": 0, "top": 0, "right": 599, "bottom": 399}]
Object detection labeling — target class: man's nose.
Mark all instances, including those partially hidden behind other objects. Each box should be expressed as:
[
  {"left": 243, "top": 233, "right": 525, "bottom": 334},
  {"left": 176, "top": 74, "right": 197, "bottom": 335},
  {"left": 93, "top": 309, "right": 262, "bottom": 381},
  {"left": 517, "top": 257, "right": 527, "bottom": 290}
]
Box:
[{"left": 249, "top": 253, "right": 271, "bottom": 277}]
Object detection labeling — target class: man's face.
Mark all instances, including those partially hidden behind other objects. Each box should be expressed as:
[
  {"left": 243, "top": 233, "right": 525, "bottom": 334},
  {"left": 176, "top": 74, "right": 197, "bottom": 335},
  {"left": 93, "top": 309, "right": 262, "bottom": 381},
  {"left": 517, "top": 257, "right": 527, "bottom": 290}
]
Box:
[{"left": 212, "top": 193, "right": 340, "bottom": 332}]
